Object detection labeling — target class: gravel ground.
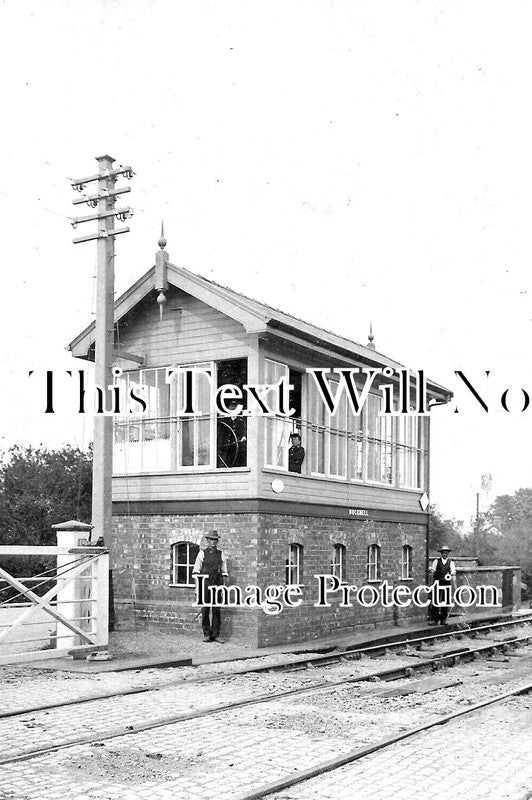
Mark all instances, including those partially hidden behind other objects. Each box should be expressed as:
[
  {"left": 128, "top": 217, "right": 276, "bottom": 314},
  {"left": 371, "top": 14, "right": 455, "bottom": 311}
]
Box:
[{"left": 2, "top": 629, "right": 532, "bottom": 799}]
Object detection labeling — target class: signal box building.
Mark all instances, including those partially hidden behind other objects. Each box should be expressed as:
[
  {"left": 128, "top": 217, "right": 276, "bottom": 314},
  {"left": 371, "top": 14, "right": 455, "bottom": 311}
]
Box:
[{"left": 69, "top": 233, "right": 451, "bottom": 646}]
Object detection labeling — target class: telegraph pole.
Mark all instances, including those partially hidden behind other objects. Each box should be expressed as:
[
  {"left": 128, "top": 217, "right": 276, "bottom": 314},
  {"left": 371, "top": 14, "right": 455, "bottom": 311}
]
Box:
[{"left": 71, "top": 156, "right": 134, "bottom": 629}]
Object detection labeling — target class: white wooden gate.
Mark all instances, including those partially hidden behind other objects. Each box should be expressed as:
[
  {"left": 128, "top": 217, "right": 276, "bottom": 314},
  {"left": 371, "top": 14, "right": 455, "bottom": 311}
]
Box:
[{"left": 0, "top": 544, "right": 109, "bottom": 666}]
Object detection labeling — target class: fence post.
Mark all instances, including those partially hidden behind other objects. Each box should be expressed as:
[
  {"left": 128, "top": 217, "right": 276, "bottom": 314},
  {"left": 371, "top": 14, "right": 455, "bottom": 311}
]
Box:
[
  {"left": 52, "top": 520, "right": 94, "bottom": 650},
  {"left": 95, "top": 551, "right": 110, "bottom": 647}
]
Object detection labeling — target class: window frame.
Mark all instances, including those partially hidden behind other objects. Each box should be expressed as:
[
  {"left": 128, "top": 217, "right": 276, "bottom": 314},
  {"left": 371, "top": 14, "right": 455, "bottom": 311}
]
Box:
[
  {"left": 286, "top": 543, "right": 303, "bottom": 585},
  {"left": 398, "top": 414, "right": 426, "bottom": 490},
  {"left": 174, "top": 361, "right": 215, "bottom": 471},
  {"left": 170, "top": 541, "right": 200, "bottom": 587},
  {"left": 367, "top": 543, "right": 381, "bottom": 582},
  {"left": 113, "top": 359, "right": 251, "bottom": 475},
  {"left": 113, "top": 366, "right": 172, "bottom": 474},
  {"left": 264, "top": 358, "right": 293, "bottom": 471},
  {"left": 401, "top": 544, "right": 413, "bottom": 580},
  {"left": 331, "top": 543, "right": 346, "bottom": 582}
]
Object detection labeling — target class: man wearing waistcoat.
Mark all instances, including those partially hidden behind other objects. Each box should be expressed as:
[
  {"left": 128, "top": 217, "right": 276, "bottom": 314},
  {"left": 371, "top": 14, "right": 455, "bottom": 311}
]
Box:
[
  {"left": 429, "top": 545, "right": 456, "bottom": 625},
  {"left": 192, "top": 530, "right": 229, "bottom": 642}
]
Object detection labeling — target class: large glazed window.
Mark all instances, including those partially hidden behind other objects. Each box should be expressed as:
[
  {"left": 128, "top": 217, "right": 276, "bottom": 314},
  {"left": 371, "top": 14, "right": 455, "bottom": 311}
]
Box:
[
  {"left": 264, "top": 359, "right": 293, "bottom": 470},
  {"left": 398, "top": 415, "right": 425, "bottom": 489},
  {"left": 113, "top": 359, "right": 249, "bottom": 474},
  {"left": 177, "top": 363, "right": 214, "bottom": 468},
  {"left": 113, "top": 367, "right": 171, "bottom": 473},
  {"left": 217, "top": 358, "right": 248, "bottom": 468}
]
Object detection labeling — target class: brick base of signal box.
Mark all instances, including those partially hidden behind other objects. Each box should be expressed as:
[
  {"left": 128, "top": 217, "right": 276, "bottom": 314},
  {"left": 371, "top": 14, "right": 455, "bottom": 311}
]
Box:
[{"left": 112, "top": 510, "right": 427, "bottom": 648}]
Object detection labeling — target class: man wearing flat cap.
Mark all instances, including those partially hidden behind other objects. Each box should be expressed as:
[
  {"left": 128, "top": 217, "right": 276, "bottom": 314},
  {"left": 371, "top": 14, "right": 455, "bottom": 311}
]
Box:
[
  {"left": 429, "top": 546, "right": 456, "bottom": 625},
  {"left": 192, "top": 530, "right": 229, "bottom": 642}
]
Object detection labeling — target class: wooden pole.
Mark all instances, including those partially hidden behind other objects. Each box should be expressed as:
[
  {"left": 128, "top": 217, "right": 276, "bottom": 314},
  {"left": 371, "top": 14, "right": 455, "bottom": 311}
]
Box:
[{"left": 92, "top": 155, "right": 116, "bottom": 627}]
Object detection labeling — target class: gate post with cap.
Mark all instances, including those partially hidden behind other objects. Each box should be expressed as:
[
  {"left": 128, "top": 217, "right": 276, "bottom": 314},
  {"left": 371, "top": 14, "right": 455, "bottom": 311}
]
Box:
[{"left": 52, "top": 520, "right": 97, "bottom": 651}]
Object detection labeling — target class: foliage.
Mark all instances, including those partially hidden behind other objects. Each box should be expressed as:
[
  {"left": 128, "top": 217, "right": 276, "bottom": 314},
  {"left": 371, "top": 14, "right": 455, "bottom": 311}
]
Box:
[
  {"left": 428, "top": 506, "right": 467, "bottom": 554},
  {"left": 483, "top": 488, "right": 532, "bottom": 587},
  {"left": 0, "top": 445, "right": 92, "bottom": 593}
]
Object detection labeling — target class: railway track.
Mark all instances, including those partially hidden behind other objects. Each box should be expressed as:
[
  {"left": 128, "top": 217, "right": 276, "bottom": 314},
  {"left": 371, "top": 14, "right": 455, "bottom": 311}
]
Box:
[
  {"left": 2, "top": 618, "right": 532, "bottom": 768},
  {"left": 234, "top": 679, "right": 532, "bottom": 800},
  {"left": 3, "top": 613, "right": 532, "bottom": 721}
]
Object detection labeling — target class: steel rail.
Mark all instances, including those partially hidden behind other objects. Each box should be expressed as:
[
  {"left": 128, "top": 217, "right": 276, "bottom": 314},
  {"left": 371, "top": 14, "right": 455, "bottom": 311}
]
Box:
[
  {"left": 257, "top": 615, "right": 532, "bottom": 672},
  {"left": 2, "top": 614, "right": 531, "bottom": 721},
  {"left": 233, "top": 680, "right": 532, "bottom": 800},
  {"left": 1, "top": 630, "right": 531, "bottom": 766}
]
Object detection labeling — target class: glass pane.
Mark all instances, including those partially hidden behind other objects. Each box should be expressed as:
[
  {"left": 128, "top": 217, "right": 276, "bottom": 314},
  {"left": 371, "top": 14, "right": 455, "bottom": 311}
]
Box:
[
  {"left": 197, "top": 419, "right": 211, "bottom": 466},
  {"left": 181, "top": 419, "right": 194, "bottom": 466}
]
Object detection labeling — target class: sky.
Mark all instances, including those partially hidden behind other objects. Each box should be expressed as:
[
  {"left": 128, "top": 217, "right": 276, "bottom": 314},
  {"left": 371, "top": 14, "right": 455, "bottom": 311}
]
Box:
[{"left": 0, "top": 0, "right": 531, "bottom": 526}]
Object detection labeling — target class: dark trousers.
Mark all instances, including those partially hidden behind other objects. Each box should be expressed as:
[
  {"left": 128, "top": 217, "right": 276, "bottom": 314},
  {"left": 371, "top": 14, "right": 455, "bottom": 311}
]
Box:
[
  {"left": 201, "top": 605, "right": 221, "bottom": 639},
  {"left": 434, "top": 604, "right": 451, "bottom": 624},
  {"left": 431, "top": 580, "right": 453, "bottom": 624},
  {"left": 201, "top": 577, "right": 222, "bottom": 639}
]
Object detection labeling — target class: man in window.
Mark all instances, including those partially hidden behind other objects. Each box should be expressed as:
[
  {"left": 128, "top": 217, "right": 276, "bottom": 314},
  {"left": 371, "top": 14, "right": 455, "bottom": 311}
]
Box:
[
  {"left": 429, "top": 545, "right": 456, "bottom": 625},
  {"left": 192, "top": 530, "right": 229, "bottom": 642},
  {"left": 288, "top": 432, "right": 305, "bottom": 474}
]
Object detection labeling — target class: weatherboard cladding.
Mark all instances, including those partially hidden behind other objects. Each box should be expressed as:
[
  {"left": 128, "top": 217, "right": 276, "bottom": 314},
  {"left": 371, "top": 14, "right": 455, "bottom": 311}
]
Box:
[
  {"left": 112, "top": 472, "right": 425, "bottom": 514},
  {"left": 115, "top": 285, "right": 250, "bottom": 366},
  {"left": 68, "top": 260, "right": 451, "bottom": 399}
]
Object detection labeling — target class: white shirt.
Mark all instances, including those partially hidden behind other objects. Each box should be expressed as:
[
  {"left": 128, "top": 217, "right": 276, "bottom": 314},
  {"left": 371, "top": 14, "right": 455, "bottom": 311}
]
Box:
[{"left": 192, "top": 548, "right": 229, "bottom": 576}]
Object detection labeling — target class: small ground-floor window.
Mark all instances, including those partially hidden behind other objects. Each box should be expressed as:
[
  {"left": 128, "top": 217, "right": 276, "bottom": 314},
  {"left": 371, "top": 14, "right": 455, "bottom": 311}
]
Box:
[
  {"left": 286, "top": 543, "right": 303, "bottom": 585},
  {"left": 367, "top": 544, "right": 381, "bottom": 582},
  {"left": 171, "top": 541, "right": 200, "bottom": 586}
]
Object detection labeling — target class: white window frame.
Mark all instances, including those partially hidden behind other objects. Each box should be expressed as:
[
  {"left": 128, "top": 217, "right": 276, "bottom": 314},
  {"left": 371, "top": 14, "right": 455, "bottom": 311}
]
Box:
[
  {"left": 398, "top": 414, "right": 426, "bottom": 490},
  {"left": 349, "top": 404, "right": 365, "bottom": 483},
  {"left": 364, "top": 394, "right": 395, "bottom": 487},
  {"left": 331, "top": 544, "right": 346, "bottom": 582},
  {"left": 171, "top": 541, "right": 200, "bottom": 586},
  {"left": 286, "top": 543, "right": 303, "bottom": 585},
  {"left": 401, "top": 544, "right": 413, "bottom": 580},
  {"left": 113, "top": 367, "right": 172, "bottom": 474},
  {"left": 367, "top": 544, "right": 381, "bottom": 582},
  {"left": 174, "top": 361, "right": 215, "bottom": 470},
  {"left": 309, "top": 374, "right": 347, "bottom": 480},
  {"left": 264, "top": 358, "right": 292, "bottom": 471}
]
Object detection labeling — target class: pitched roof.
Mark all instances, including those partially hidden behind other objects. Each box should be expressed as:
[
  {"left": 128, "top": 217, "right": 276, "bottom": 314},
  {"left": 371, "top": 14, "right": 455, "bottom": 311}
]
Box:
[{"left": 68, "top": 260, "right": 451, "bottom": 400}]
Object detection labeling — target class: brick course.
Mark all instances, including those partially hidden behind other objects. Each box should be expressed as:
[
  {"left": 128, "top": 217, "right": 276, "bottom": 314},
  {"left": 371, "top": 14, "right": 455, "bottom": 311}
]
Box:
[{"left": 112, "top": 512, "right": 427, "bottom": 647}]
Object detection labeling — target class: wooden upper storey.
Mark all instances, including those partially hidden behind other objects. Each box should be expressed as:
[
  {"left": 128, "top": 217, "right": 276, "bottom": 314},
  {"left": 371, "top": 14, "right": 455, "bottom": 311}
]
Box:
[{"left": 69, "top": 247, "right": 451, "bottom": 513}]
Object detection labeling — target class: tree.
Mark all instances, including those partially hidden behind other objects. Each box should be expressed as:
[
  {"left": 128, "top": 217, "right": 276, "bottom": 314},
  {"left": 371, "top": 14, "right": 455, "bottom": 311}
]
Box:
[
  {"left": 0, "top": 445, "right": 92, "bottom": 588},
  {"left": 485, "top": 488, "right": 532, "bottom": 586},
  {"left": 428, "top": 506, "right": 467, "bottom": 554}
]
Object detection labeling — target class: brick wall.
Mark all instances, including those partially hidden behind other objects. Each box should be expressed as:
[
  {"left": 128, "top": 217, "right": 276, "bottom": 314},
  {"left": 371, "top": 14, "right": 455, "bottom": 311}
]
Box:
[
  {"left": 112, "top": 511, "right": 428, "bottom": 647},
  {"left": 112, "top": 513, "right": 260, "bottom": 643},
  {"left": 455, "top": 566, "right": 521, "bottom": 614},
  {"left": 256, "top": 516, "right": 427, "bottom": 646}
]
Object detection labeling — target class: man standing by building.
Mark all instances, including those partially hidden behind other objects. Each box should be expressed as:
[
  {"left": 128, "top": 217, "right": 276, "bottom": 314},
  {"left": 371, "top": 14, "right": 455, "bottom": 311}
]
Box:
[
  {"left": 429, "top": 545, "right": 456, "bottom": 625},
  {"left": 193, "top": 531, "right": 229, "bottom": 642}
]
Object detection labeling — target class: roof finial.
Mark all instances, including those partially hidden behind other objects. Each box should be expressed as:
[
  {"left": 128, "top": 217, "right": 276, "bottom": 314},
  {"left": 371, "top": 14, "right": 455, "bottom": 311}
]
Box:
[
  {"left": 158, "top": 221, "right": 167, "bottom": 249},
  {"left": 155, "top": 222, "right": 169, "bottom": 323},
  {"left": 367, "top": 322, "right": 376, "bottom": 350}
]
